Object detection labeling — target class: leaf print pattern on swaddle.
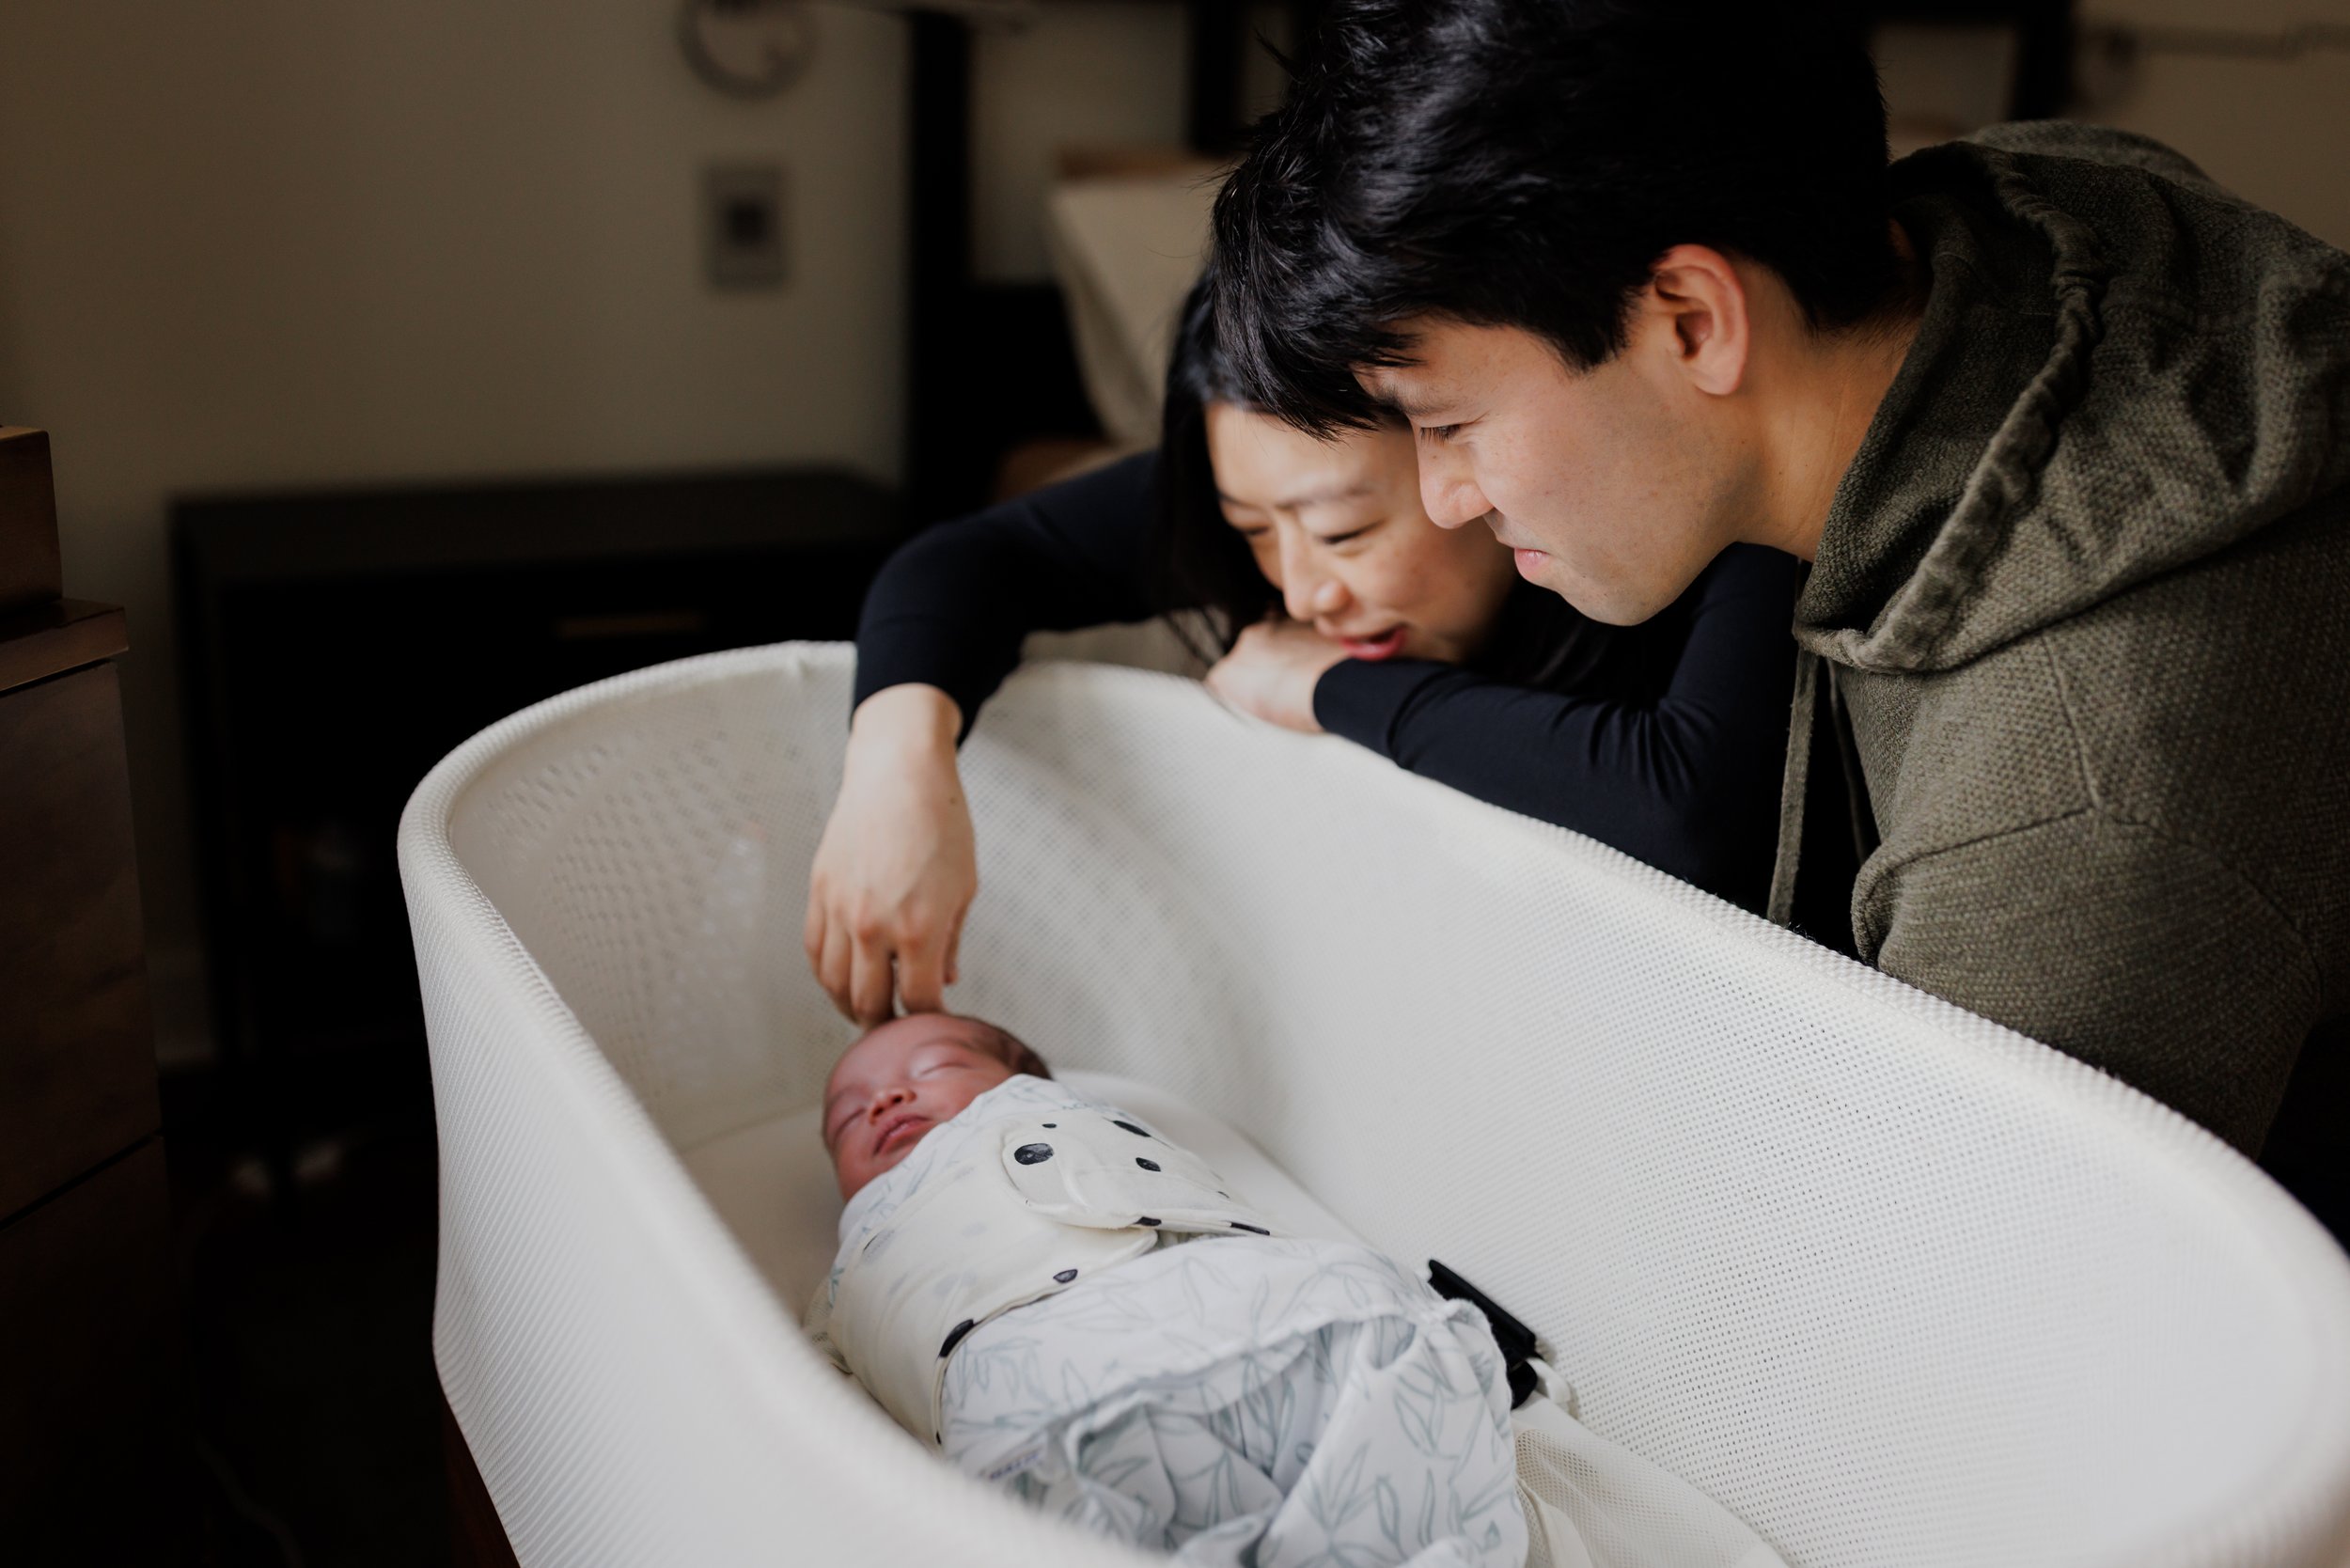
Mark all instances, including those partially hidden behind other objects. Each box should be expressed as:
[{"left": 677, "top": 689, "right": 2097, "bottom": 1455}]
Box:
[{"left": 940, "top": 1236, "right": 1528, "bottom": 1568}]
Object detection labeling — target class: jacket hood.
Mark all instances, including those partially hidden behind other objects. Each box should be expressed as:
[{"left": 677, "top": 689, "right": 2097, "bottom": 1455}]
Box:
[{"left": 1795, "top": 123, "right": 2350, "bottom": 674}]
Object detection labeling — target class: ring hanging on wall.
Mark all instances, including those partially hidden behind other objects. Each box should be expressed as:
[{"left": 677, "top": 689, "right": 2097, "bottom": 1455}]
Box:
[{"left": 679, "top": 0, "right": 817, "bottom": 100}]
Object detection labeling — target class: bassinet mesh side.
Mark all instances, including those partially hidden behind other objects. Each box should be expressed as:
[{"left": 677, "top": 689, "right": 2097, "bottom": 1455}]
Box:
[
  {"left": 403, "top": 643, "right": 2350, "bottom": 1568},
  {"left": 403, "top": 648, "right": 1156, "bottom": 1568}
]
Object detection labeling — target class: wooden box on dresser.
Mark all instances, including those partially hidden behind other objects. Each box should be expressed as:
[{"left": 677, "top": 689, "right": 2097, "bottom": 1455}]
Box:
[{"left": 0, "top": 427, "right": 180, "bottom": 1561}]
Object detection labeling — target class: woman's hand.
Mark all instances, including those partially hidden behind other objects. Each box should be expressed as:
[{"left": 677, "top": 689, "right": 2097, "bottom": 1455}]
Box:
[
  {"left": 1205, "top": 618, "right": 1349, "bottom": 732},
  {"left": 804, "top": 684, "right": 976, "bottom": 1026}
]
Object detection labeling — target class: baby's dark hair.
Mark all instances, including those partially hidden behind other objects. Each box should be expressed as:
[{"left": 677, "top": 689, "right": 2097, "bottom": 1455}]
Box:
[{"left": 970, "top": 1019, "right": 1053, "bottom": 1080}]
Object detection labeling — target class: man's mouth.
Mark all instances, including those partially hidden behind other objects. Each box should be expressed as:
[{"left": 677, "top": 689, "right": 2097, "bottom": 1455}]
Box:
[
  {"left": 871, "top": 1112, "right": 930, "bottom": 1156},
  {"left": 1336, "top": 626, "right": 1409, "bottom": 661},
  {"left": 1481, "top": 511, "right": 1540, "bottom": 553},
  {"left": 1511, "top": 547, "right": 1550, "bottom": 580}
]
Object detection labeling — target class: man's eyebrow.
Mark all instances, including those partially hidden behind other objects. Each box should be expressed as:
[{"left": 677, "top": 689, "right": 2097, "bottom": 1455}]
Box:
[
  {"left": 1377, "top": 388, "right": 1449, "bottom": 421},
  {"left": 1359, "top": 366, "right": 1446, "bottom": 422}
]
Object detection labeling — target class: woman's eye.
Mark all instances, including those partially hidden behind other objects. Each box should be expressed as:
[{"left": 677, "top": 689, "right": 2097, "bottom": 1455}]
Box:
[
  {"left": 1420, "top": 423, "right": 1461, "bottom": 443},
  {"left": 1319, "top": 527, "right": 1371, "bottom": 547}
]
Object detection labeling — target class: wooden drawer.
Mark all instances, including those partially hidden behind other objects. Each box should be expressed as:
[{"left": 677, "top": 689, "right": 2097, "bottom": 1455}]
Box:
[
  {"left": 0, "top": 1137, "right": 178, "bottom": 1563},
  {"left": 0, "top": 661, "right": 158, "bottom": 1219}
]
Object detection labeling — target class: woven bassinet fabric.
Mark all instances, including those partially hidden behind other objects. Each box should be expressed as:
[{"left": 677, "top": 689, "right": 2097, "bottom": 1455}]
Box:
[{"left": 399, "top": 643, "right": 2350, "bottom": 1568}]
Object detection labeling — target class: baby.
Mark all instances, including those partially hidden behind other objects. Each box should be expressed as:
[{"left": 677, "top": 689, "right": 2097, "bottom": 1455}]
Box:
[{"left": 807, "top": 1012, "right": 1528, "bottom": 1568}]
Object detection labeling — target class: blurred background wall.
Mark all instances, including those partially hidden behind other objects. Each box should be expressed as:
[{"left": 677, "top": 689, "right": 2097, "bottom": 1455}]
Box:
[
  {"left": 0, "top": 0, "right": 2346, "bottom": 1105},
  {"left": 2073, "top": 0, "right": 2350, "bottom": 245},
  {"left": 0, "top": 1, "right": 910, "bottom": 1063}
]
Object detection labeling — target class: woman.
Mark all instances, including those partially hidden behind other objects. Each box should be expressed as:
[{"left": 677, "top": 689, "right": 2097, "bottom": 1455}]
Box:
[{"left": 807, "top": 276, "right": 1802, "bottom": 1025}]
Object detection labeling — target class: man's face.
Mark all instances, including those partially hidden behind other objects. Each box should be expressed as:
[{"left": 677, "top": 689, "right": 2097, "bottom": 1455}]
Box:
[
  {"left": 822, "top": 1014, "right": 1019, "bottom": 1200},
  {"left": 1363, "top": 318, "right": 1747, "bottom": 626}
]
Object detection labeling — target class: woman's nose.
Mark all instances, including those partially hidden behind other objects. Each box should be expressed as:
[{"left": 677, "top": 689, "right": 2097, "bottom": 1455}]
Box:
[{"left": 1277, "top": 536, "right": 1349, "bottom": 623}]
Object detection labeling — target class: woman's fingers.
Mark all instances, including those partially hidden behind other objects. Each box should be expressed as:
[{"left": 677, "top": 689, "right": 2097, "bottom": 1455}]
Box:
[
  {"left": 896, "top": 917, "right": 952, "bottom": 1016},
  {"left": 803, "top": 874, "right": 832, "bottom": 975},
  {"left": 847, "top": 924, "right": 897, "bottom": 1027},
  {"left": 815, "top": 910, "right": 856, "bottom": 1021},
  {"left": 806, "top": 685, "right": 976, "bottom": 1023},
  {"left": 1203, "top": 616, "right": 1343, "bottom": 732}
]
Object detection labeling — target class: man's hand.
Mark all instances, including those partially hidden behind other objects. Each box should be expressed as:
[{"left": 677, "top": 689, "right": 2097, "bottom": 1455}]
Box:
[
  {"left": 1204, "top": 618, "right": 1349, "bottom": 733},
  {"left": 804, "top": 684, "right": 977, "bottom": 1026}
]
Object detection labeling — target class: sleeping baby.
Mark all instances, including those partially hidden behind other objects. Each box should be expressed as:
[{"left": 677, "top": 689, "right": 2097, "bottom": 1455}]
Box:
[{"left": 805, "top": 1012, "right": 1528, "bottom": 1568}]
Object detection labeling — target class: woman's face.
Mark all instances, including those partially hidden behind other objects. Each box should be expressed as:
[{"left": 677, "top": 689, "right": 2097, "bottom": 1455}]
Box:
[{"left": 1205, "top": 402, "right": 1517, "bottom": 664}]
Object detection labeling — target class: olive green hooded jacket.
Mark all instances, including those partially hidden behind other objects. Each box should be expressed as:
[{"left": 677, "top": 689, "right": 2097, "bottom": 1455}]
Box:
[{"left": 1768, "top": 123, "right": 2349, "bottom": 1160}]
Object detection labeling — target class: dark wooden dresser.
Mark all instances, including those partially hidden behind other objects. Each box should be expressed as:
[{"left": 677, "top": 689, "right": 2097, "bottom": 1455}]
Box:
[{"left": 0, "top": 426, "right": 179, "bottom": 1561}]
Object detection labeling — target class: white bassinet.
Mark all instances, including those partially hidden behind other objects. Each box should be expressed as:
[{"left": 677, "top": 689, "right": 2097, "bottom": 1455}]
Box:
[{"left": 398, "top": 643, "right": 2350, "bottom": 1568}]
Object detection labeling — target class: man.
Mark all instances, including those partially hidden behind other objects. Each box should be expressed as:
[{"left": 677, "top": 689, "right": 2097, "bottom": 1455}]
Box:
[{"left": 1208, "top": 0, "right": 2348, "bottom": 1204}]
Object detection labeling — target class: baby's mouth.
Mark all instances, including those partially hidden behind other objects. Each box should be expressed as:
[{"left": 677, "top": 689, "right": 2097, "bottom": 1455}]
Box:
[{"left": 872, "top": 1112, "right": 930, "bottom": 1157}]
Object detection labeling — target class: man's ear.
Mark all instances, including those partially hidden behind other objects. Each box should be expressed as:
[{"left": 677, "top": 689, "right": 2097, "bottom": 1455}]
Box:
[{"left": 1639, "top": 243, "right": 1750, "bottom": 399}]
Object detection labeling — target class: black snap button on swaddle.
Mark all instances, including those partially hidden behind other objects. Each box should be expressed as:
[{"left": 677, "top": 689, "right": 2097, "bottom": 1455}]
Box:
[
  {"left": 1053, "top": 1268, "right": 1077, "bottom": 1283},
  {"left": 1136, "top": 1157, "right": 1161, "bottom": 1171},
  {"left": 939, "top": 1319, "right": 978, "bottom": 1357},
  {"left": 1013, "top": 1143, "right": 1054, "bottom": 1165}
]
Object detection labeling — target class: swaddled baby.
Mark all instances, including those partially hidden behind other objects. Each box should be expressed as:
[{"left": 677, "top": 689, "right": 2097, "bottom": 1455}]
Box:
[{"left": 806, "top": 1012, "right": 1528, "bottom": 1568}]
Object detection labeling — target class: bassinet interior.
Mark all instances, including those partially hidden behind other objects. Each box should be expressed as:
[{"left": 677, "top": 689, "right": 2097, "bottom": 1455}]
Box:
[{"left": 400, "top": 643, "right": 2350, "bottom": 1568}]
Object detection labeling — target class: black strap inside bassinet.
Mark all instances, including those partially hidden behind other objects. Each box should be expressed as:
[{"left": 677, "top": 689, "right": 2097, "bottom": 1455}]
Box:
[{"left": 1427, "top": 1259, "right": 1541, "bottom": 1409}]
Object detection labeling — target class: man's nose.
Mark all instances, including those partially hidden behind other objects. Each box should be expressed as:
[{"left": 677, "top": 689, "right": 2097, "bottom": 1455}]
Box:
[{"left": 1418, "top": 447, "right": 1490, "bottom": 531}]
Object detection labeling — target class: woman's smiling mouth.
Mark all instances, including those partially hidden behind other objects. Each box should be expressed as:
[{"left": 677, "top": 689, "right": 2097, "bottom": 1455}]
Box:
[{"left": 1338, "top": 626, "right": 1408, "bottom": 661}]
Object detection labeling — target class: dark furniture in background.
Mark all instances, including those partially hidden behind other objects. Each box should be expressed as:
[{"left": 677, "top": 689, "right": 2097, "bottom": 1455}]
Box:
[
  {"left": 0, "top": 427, "right": 180, "bottom": 1565},
  {"left": 903, "top": 0, "right": 1330, "bottom": 522},
  {"left": 1879, "top": 0, "right": 2077, "bottom": 119},
  {"left": 173, "top": 467, "right": 901, "bottom": 1200},
  {"left": 900, "top": 0, "right": 2076, "bottom": 523}
]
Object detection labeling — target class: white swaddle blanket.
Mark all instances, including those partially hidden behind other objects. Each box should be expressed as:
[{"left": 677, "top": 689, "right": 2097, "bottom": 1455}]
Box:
[{"left": 807, "top": 1075, "right": 1787, "bottom": 1568}]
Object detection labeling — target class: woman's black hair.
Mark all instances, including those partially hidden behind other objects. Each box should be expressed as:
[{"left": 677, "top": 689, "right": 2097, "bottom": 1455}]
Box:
[
  {"left": 1150, "top": 268, "right": 1281, "bottom": 663},
  {"left": 1149, "top": 265, "right": 1611, "bottom": 687}
]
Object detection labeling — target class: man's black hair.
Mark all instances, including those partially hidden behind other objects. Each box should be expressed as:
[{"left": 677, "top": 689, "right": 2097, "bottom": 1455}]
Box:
[{"left": 1212, "top": 0, "right": 1898, "bottom": 431}]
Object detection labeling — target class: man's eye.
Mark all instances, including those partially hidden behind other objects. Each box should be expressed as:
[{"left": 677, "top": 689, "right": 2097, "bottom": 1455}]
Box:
[
  {"left": 1420, "top": 424, "right": 1460, "bottom": 443},
  {"left": 1318, "top": 525, "right": 1371, "bottom": 546}
]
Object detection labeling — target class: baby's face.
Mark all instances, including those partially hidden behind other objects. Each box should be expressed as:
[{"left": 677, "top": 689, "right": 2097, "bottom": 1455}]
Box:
[{"left": 822, "top": 1014, "right": 1019, "bottom": 1200}]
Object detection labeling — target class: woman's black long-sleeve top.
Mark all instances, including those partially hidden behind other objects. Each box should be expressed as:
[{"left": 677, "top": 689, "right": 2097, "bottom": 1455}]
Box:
[{"left": 854, "top": 451, "right": 1801, "bottom": 912}]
